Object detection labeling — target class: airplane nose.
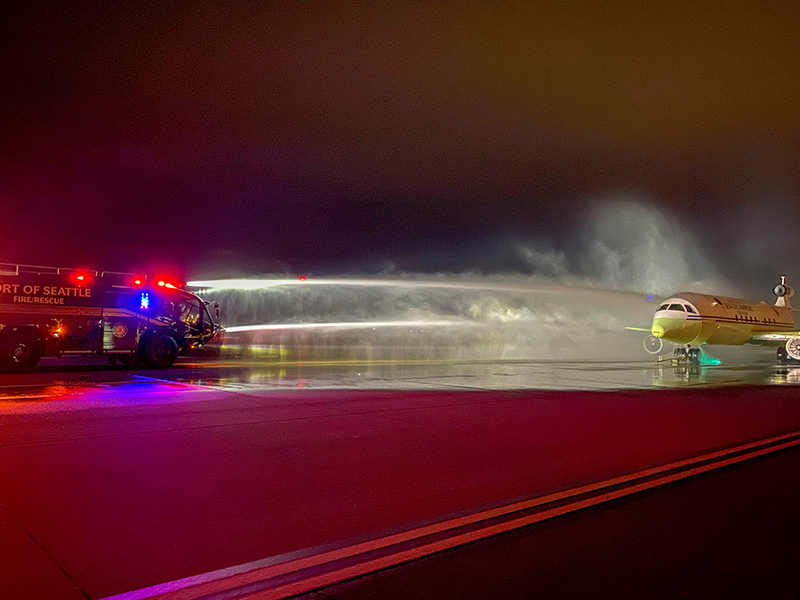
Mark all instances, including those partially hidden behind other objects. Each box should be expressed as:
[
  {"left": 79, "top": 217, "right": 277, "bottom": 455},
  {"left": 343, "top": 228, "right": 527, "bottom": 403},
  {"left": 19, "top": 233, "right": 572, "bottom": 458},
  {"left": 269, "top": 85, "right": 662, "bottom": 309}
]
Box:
[{"left": 651, "top": 323, "right": 666, "bottom": 338}]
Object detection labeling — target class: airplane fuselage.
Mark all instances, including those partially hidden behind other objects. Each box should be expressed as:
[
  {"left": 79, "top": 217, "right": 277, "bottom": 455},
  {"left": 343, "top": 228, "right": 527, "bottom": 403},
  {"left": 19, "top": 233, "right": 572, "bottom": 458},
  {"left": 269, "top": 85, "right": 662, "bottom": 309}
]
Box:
[{"left": 651, "top": 292, "right": 795, "bottom": 346}]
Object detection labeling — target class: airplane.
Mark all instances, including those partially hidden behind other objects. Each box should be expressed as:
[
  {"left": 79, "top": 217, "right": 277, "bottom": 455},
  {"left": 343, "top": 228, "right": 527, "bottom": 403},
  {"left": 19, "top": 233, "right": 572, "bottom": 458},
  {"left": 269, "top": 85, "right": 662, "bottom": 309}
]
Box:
[{"left": 629, "top": 276, "right": 800, "bottom": 364}]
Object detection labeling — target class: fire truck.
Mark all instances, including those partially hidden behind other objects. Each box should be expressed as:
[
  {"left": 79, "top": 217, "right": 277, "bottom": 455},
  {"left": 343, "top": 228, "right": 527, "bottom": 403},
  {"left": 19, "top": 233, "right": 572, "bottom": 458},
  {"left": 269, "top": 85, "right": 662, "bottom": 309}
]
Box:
[{"left": 0, "top": 263, "right": 220, "bottom": 372}]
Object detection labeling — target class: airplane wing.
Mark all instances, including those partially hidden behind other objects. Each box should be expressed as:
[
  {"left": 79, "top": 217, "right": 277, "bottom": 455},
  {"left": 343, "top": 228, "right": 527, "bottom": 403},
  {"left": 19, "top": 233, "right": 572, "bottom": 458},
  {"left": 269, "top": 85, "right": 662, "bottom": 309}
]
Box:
[{"left": 749, "top": 331, "right": 800, "bottom": 345}]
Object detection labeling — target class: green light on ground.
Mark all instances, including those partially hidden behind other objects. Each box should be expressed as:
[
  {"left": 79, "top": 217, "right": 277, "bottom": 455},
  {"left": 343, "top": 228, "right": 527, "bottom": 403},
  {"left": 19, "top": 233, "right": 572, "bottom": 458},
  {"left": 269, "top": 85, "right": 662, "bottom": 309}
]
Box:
[{"left": 700, "top": 352, "right": 721, "bottom": 366}]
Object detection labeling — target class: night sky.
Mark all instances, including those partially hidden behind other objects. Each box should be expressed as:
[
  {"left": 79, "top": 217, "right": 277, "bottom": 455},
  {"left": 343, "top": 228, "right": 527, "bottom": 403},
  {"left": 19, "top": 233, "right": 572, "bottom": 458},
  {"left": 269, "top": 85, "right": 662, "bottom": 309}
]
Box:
[{"left": 3, "top": 2, "right": 799, "bottom": 289}]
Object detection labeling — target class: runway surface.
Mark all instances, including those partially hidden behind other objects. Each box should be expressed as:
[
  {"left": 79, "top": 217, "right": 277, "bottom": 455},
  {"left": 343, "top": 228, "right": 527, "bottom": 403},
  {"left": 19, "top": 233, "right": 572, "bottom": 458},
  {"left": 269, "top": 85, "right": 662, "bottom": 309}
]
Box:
[
  {"left": 1, "top": 357, "right": 799, "bottom": 599},
  {"left": 4, "top": 352, "right": 800, "bottom": 398}
]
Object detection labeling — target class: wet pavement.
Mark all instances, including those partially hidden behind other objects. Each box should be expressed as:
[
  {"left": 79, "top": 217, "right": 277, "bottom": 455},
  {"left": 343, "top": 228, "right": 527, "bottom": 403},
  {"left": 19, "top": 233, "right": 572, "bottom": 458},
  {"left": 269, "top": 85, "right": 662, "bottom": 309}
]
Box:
[
  {"left": 2, "top": 356, "right": 800, "bottom": 599},
  {"left": 1, "top": 355, "right": 800, "bottom": 409}
]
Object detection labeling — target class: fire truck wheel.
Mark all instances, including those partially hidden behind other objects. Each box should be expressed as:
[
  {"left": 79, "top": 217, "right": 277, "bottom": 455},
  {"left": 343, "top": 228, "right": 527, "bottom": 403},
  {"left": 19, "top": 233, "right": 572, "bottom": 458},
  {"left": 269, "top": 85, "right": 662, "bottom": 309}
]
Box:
[
  {"left": 1, "top": 330, "right": 44, "bottom": 373},
  {"left": 143, "top": 335, "right": 179, "bottom": 368}
]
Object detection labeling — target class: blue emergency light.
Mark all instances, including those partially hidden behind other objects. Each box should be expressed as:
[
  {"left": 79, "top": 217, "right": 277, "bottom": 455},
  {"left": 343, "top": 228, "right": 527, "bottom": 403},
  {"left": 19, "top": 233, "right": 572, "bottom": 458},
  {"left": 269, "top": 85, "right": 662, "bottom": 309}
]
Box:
[{"left": 140, "top": 292, "right": 150, "bottom": 310}]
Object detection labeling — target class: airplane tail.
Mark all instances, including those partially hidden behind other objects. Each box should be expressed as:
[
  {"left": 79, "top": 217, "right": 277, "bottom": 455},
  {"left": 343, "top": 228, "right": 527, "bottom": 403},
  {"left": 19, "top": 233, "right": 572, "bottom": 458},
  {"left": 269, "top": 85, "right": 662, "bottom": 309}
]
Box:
[{"left": 774, "top": 275, "right": 794, "bottom": 308}]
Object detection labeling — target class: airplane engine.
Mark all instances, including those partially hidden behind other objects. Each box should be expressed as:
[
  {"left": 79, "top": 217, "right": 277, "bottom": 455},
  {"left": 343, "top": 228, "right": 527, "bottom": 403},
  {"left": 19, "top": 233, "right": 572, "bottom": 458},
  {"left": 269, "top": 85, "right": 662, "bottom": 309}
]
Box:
[
  {"left": 773, "top": 283, "right": 795, "bottom": 299},
  {"left": 786, "top": 337, "right": 800, "bottom": 361},
  {"left": 643, "top": 335, "right": 663, "bottom": 355},
  {"left": 773, "top": 276, "right": 794, "bottom": 309}
]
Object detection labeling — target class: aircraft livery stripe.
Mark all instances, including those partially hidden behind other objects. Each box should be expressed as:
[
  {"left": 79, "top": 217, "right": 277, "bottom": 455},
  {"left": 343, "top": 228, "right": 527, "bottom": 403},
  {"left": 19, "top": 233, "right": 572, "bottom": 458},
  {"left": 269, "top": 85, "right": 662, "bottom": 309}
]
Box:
[
  {"left": 659, "top": 314, "right": 794, "bottom": 328},
  {"left": 701, "top": 317, "right": 794, "bottom": 327}
]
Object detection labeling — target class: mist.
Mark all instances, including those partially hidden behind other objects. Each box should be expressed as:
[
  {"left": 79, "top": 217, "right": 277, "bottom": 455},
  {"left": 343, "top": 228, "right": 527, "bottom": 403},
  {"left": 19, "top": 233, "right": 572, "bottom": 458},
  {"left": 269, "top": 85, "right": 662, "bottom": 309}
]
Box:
[{"left": 189, "top": 199, "right": 777, "bottom": 362}]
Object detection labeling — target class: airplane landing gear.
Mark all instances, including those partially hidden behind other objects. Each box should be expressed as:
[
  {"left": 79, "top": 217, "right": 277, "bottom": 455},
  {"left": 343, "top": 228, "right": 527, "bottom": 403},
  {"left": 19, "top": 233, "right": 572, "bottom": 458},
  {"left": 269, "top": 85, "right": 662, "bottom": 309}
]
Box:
[
  {"left": 674, "top": 346, "right": 704, "bottom": 364},
  {"left": 777, "top": 346, "right": 800, "bottom": 365}
]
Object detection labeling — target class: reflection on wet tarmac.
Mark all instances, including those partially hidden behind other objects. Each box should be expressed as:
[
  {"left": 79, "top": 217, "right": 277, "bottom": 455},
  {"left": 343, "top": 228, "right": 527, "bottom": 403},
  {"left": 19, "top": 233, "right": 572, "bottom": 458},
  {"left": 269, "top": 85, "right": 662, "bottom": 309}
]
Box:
[
  {"left": 770, "top": 367, "right": 800, "bottom": 385},
  {"left": 0, "top": 385, "right": 72, "bottom": 407},
  {"left": 0, "top": 378, "right": 218, "bottom": 414},
  {"left": 1, "top": 358, "right": 799, "bottom": 413}
]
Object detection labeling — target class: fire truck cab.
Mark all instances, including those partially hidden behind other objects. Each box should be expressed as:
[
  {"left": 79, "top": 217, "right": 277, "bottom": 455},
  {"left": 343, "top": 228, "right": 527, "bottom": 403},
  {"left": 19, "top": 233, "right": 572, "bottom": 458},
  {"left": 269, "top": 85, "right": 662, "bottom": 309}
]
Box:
[{"left": 0, "top": 263, "right": 220, "bottom": 372}]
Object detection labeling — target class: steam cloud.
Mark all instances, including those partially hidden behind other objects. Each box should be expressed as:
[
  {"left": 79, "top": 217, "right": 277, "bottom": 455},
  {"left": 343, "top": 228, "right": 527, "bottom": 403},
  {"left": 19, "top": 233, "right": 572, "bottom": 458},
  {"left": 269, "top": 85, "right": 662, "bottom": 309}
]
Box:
[
  {"left": 192, "top": 198, "right": 748, "bottom": 362},
  {"left": 517, "top": 199, "right": 736, "bottom": 296}
]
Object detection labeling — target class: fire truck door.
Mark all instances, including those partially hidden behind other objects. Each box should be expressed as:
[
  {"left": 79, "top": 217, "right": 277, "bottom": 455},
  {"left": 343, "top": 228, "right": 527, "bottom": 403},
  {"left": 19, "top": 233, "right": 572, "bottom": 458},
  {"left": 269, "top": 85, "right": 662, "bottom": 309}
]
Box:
[
  {"left": 103, "top": 317, "right": 138, "bottom": 350},
  {"left": 103, "top": 290, "right": 138, "bottom": 351}
]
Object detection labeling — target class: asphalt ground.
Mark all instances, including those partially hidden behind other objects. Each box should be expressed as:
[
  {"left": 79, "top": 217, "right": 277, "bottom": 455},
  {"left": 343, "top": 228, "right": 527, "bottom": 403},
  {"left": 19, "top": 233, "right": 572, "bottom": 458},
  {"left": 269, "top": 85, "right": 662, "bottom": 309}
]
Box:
[
  {"left": 5, "top": 353, "right": 800, "bottom": 393},
  {"left": 308, "top": 445, "right": 800, "bottom": 600},
  {"left": 1, "top": 357, "right": 799, "bottom": 599}
]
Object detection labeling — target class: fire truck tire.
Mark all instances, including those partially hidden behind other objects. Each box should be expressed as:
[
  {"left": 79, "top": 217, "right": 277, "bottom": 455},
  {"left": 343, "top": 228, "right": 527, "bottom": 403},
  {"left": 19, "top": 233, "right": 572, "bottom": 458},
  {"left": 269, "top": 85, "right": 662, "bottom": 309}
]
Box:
[
  {"left": 0, "top": 329, "right": 44, "bottom": 373},
  {"left": 143, "top": 335, "right": 179, "bottom": 368}
]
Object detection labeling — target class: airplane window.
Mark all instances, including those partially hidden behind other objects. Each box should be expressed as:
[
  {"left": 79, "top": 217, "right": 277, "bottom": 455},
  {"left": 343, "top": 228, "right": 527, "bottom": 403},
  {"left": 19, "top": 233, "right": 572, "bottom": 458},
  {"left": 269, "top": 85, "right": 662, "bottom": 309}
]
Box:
[
  {"left": 685, "top": 305, "right": 697, "bottom": 313},
  {"left": 657, "top": 304, "right": 669, "bottom": 311},
  {"left": 668, "top": 304, "right": 685, "bottom": 311}
]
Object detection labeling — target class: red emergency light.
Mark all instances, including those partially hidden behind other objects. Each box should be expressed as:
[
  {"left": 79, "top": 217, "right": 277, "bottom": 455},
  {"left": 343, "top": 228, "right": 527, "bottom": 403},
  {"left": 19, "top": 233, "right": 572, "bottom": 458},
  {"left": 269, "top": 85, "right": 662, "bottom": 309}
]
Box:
[
  {"left": 156, "top": 278, "right": 179, "bottom": 289},
  {"left": 71, "top": 271, "right": 94, "bottom": 286},
  {"left": 132, "top": 276, "right": 145, "bottom": 286}
]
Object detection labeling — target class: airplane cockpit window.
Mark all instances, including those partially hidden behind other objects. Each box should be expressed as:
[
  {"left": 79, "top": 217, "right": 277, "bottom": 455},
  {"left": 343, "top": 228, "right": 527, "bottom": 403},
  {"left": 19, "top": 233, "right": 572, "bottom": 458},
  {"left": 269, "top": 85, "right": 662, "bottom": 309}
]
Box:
[
  {"left": 685, "top": 305, "right": 697, "bottom": 314},
  {"left": 657, "top": 304, "right": 669, "bottom": 311},
  {"left": 668, "top": 304, "right": 685, "bottom": 311}
]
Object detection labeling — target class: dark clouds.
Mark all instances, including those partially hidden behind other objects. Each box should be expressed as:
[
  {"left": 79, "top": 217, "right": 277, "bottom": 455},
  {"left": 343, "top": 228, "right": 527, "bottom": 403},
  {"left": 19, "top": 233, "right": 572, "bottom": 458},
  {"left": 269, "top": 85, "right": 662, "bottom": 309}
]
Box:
[{"left": 2, "top": 2, "right": 800, "bottom": 284}]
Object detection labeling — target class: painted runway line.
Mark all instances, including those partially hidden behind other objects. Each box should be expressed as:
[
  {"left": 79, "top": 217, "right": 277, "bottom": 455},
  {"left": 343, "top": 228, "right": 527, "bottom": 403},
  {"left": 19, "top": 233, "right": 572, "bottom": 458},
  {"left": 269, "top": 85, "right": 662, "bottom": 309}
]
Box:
[{"left": 100, "top": 428, "right": 800, "bottom": 600}]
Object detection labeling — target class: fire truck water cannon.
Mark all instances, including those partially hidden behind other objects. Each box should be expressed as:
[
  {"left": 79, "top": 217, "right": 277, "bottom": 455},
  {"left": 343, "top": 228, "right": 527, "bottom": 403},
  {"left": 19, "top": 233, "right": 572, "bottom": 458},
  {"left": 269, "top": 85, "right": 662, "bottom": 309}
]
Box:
[{"left": 0, "top": 263, "right": 221, "bottom": 372}]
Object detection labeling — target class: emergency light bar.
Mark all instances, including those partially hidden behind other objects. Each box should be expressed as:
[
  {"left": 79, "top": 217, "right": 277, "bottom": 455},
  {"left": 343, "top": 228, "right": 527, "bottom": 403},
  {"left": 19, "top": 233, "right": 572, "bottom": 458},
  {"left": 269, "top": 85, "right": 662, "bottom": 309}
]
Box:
[
  {"left": 71, "top": 271, "right": 94, "bottom": 285},
  {"left": 0, "top": 263, "right": 190, "bottom": 290},
  {"left": 156, "top": 277, "right": 183, "bottom": 289}
]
